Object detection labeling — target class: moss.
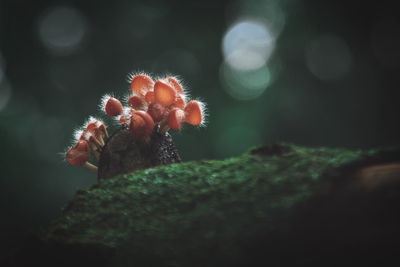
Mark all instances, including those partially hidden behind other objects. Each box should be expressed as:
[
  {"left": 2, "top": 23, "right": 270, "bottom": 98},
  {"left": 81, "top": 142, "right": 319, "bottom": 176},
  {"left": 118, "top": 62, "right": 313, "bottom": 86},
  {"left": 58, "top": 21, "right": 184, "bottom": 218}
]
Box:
[{"left": 42, "top": 143, "right": 400, "bottom": 266}]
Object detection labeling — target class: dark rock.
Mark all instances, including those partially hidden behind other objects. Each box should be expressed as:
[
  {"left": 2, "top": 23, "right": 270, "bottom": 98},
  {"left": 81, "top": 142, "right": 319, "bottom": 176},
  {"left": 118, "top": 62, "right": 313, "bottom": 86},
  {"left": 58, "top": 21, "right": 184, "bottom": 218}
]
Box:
[{"left": 98, "top": 126, "right": 181, "bottom": 180}]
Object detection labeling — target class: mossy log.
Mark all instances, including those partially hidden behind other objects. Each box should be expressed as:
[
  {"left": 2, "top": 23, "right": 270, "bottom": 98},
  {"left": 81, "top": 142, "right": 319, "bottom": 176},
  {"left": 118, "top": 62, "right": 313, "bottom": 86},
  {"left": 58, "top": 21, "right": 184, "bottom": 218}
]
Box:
[{"left": 6, "top": 144, "right": 400, "bottom": 266}]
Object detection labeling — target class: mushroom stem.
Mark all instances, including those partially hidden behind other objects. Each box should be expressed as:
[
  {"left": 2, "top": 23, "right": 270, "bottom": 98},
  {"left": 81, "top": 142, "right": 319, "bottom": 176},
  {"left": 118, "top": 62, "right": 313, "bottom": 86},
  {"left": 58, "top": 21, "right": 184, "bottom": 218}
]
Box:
[
  {"left": 84, "top": 162, "right": 98, "bottom": 173},
  {"left": 98, "top": 134, "right": 105, "bottom": 146},
  {"left": 160, "top": 122, "right": 170, "bottom": 135},
  {"left": 94, "top": 150, "right": 101, "bottom": 160},
  {"left": 103, "top": 127, "right": 109, "bottom": 139},
  {"left": 88, "top": 143, "right": 101, "bottom": 160},
  {"left": 93, "top": 136, "right": 103, "bottom": 148}
]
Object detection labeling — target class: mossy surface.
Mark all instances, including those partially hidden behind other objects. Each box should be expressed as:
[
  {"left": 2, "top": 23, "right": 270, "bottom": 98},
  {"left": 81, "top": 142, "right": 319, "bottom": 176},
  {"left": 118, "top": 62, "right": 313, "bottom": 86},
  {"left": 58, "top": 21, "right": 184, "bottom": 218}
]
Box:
[{"left": 43, "top": 143, "right": 400, "bottom": 266}]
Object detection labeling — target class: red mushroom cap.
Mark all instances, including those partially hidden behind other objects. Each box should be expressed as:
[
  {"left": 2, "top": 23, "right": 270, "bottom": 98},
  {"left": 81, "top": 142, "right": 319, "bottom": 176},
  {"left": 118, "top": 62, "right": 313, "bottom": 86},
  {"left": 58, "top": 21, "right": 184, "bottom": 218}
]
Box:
[
  {"left": 172, "top": 95, "right": 186, "bottom": 109},
  {"left": 79, "top": 131, "right": 102, "bottom": 147},
  {"left": 120, "top": 116, "right": 127, "bottom": 125},
  {"left": 86, "top": 122, "right": 98, "bottom": 133},
  {"left": 147, "top": 102, "right": 165, "bottom": 123},
  {"left": 128, "top": 95, "right": 144, "bottom": 109},
  {"left": 130, "top": 110, "right": 155, "bottom": 138},
  {"left": 105, "top": 97, "right": 123, "bottom": 116},
  {"left": 145, "top": 91, "right": 155, "bottom": 104},
  {"left": 86, "top": 121, "right": 102, "bottom": 138},
  {"left": 130, "top": 113, "right": 145, "bottom": 138},
  {"left": 66, "top": 140, "right": 90, "bottom": 166},
  {"left": 167, "top": 76, "right": 184, "bottom": 94},
  {"left": 167, "top": 108, "right": 185, "bottom": 130},
  {"left": 131, "top": 74, "right": 154, "bottom": 96},
  {"left": 184, "top": 100, "right": 203, "bottom": 125},
  {"left": 154, "top": 80, "right": 177, "bottom": 106}
]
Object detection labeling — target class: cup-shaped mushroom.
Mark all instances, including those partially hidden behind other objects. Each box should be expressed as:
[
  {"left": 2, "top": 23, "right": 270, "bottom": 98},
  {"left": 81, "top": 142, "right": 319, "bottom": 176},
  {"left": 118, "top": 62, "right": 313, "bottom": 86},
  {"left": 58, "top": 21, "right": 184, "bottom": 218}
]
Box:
[
  {"left": 167, "top": 108, "right": 185, "bottom": 130},
  {"left": 66, "top": 140, "right": 90, "bottom": 166},
  {"left": 128, "top": 95, "right": 144, "bottom": 110},
  {"left": 145, "top": 91, "right": 155, "bottom": 104},
  {"left": 131, "top": 74, "right": 154, "bottom": 96},
  {"left": 184, "top": 100, "right": 203, "bottom": 125},
  {"left": 119, "top": 115, "right": 128, "bottom": 125},
  {"left": 172, "top": 95, "right": 186, "bottom": 109},
  {"left": 117, "top": 107, "right": 133, "bottom": 126},
  {"left": 86, "top": 120, "right": 105, "bottom": 140},
  {"left": 154, "top": 80, "right": 177, "bottom": 107},
  {"left": 86, "top": 122, "right": 100, "bottom": 136},
  {"left": 167, "top": 76, "right": 184, "bottom": 94},
  {"left": 147, "top": 102, "right": 165, "bottom": 123},
  {"left": 130, "top": 110, "right": 155, "bottom": 139},
  {"left": 105, "top": 97, "right": 123, "bottom": 116}
]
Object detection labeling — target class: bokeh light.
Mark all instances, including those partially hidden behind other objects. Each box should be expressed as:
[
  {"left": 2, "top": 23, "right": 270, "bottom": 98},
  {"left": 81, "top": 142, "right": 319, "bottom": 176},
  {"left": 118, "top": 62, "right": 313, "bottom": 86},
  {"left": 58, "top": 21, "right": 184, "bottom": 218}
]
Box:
[
  {"left": 222, "top": 20, "right": 274, "bottom": 71},
  {"left": 220, "top": 62, "right": 271, "bottom": 100},
  {"left": 238, "top": 0, "right": 286, "bottom": 37},
  {"left": 371, "top": 17, "right": 400, "bottom": 68},
  {"left": 37, "top": 6, "right": 88, "bottom": 55},
  {"left": 221, "top": 17, "right": 278, "bottom": 101},
  {"left": 305, "top": 34, "right": 353, "bottom": 82}
]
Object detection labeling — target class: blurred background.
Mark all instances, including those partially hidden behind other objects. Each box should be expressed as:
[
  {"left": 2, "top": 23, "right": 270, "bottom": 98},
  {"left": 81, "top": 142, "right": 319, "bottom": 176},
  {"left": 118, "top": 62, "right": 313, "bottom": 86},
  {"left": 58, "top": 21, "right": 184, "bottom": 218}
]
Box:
[{"left": 0, "top": 0, "right": 399, "bottom": 259}]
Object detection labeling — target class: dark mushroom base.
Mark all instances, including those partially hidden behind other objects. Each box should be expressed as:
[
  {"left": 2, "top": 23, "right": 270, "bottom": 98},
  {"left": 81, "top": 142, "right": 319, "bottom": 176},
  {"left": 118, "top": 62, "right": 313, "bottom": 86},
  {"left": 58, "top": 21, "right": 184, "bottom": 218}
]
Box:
[{"left": 98, "top": 126, "right": 181, "bottom": 180}]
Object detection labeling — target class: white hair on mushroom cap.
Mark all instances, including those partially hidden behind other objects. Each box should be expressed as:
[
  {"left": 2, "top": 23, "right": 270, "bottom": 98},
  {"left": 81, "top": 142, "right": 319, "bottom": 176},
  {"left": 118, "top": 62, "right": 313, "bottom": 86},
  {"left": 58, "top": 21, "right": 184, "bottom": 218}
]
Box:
[
  {"left": 83, "top": 116, "right": 97, "bottom": 127},
  {"left": 73, "top": 129, "right": 84, "bottom": 143},
  {"left": 99, "top": 94, "right": 114, "bottom": 112},
  {"left": 126, "top": 71, "right": 153, "bottom": 84},
  {"left": 196, "top": 99, "right": 208, "bottom": 127}
]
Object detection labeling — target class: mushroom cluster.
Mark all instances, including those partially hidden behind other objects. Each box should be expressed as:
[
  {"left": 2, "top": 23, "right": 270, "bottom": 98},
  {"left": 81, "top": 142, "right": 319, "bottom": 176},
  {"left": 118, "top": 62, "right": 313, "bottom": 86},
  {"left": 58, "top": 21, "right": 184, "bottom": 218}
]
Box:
[{"left": 65, "top": 73, "right": 206, "bottom": 173}]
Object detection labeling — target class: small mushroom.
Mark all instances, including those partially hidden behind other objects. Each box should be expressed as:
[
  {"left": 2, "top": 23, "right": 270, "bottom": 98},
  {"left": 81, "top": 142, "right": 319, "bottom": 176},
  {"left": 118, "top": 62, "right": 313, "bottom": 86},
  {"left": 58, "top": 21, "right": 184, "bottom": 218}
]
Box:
[
  {"left": 86, "top": 118, "right": 107, "bottom": 146},
  {"left": 172, "top": 95, "right": 186, "bottom": 109},
  {"left": 154, "top": 80, "right": 177, "bottom": 106},
  {"left": 131, "top": 74, "right": 154, "bottom": 97},
  {"left": 167, "top": 76, "right": 184, "bottom": 94},
  {"left": 166, "top": 107, "right": 185, "bottom": 130},
  {"left": 184, "top": 100, "right": 204, "bottom": 126},
  {"left": 128, "top": 95, "right": 145, "bottom": 110},
  {"left": 145, "top": 91, "right": 155, "bottom": 104},
  {"left": 65, "top": 140, "right": 98, "bottom": 172},
  {"left": 147, "top": 102, "right": 166, "bottom": 123},
  {"left": 101, "top": 95, "right": 123, "bottom": 116},
  {"left": 80, "top": 131, "right": 102, "bottom": 149},
  {"left": 117, "top": 107, "right": 132, "bottom": 126},
  {"left": 79, "top": 131, "right": 102, "bottom": 159},
  {"left": 130, "top": 110, "right": 155, "bottom": 139}
]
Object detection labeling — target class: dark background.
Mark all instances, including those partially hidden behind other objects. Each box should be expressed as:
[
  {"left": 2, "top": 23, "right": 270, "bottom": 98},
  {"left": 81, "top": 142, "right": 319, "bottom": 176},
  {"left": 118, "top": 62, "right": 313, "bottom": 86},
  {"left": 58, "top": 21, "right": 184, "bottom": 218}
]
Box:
[{"left": 0, "top": 0, "right": 399, "bottom": 260}]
